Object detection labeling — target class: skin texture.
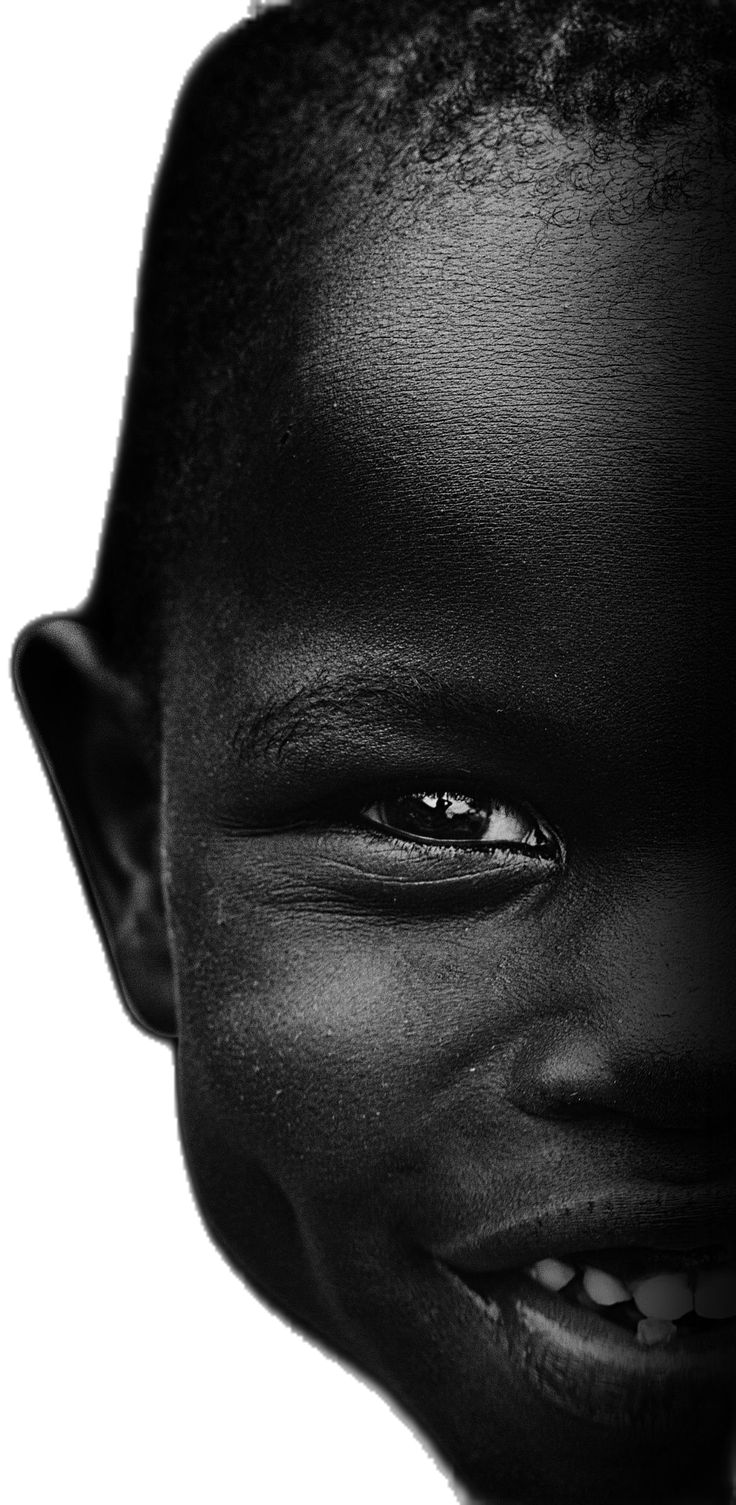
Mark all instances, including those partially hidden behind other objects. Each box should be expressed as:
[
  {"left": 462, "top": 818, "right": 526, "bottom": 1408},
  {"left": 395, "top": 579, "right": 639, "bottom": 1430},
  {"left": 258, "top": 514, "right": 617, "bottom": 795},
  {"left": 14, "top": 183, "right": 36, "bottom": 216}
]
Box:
[{"left": 16, "top": 123, "right": 736, "bottom": 1501}]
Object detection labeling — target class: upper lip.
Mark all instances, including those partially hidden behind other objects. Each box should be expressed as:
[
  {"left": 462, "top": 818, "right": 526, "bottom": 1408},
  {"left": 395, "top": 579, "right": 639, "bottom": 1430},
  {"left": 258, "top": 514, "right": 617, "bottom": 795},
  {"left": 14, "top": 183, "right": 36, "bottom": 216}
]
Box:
[{"left": 432, "top": 1184, "right": 736, "bottom": 1275}]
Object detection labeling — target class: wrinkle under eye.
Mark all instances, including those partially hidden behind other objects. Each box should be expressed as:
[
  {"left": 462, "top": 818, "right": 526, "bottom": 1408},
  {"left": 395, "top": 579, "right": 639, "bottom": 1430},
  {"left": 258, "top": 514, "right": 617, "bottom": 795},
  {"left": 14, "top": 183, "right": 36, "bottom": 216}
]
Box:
[{"left": 360, "top": 790, "right": 554, "bottom": 850}]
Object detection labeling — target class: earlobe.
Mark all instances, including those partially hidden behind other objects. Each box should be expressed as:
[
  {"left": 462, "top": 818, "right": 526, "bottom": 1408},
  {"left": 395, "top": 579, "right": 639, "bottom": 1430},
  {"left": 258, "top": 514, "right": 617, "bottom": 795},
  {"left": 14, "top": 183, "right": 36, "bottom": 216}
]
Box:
[{"left": 13, "top": 614, "right": 177, "bottom": 1039}]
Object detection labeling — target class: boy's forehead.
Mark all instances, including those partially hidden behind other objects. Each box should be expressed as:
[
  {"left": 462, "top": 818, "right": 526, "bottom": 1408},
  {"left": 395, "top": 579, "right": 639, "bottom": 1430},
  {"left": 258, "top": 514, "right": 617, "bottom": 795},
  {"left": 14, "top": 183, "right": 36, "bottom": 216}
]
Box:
[
  {"left": 295, "top": 131, "right": 734, "bottom": 513},
  {"left": 167, "top": 128, "right": 734, "bottom": 754},
  {"left": 212, "top": 131, "right": 734, "bottom": 628}
]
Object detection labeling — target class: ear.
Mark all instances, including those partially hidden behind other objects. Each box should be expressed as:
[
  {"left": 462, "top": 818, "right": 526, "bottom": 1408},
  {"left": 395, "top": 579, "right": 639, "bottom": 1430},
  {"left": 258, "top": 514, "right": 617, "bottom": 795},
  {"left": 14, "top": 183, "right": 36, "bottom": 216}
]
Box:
[{"left": 13, "top": 615, "right": 177, "bottom": 1038}]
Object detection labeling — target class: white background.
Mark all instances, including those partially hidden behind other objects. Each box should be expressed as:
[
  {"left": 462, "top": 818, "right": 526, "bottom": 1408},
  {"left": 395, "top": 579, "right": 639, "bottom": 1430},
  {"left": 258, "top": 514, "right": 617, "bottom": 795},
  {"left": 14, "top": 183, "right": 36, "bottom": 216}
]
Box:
[{"left": 3, "top": 5, "right": 455, "bottom": 1500}]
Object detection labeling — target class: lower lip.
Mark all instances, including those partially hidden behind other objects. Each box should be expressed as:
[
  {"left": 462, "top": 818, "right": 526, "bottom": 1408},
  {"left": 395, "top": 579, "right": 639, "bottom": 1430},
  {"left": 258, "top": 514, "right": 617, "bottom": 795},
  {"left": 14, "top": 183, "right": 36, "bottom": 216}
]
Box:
[{"left": 440, "top": 1264, "right": 736, "bottom": 1431}]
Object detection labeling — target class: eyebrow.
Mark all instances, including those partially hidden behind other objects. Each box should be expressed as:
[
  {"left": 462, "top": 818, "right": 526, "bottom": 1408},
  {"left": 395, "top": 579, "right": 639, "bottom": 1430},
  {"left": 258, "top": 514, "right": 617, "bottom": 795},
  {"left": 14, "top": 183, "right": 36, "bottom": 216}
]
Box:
[{"left": 232, "top": 668, "right": 529, "bottom": 769}]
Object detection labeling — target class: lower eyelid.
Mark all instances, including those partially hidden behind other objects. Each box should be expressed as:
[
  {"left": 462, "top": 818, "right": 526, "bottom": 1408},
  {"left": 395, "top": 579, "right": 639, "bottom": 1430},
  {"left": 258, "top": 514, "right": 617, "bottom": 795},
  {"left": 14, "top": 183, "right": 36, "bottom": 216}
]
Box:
[
  {"left": 283, "top": 827, "right": 564, "bottom": 914},
  {"left": 213, "top": 822, "right": 564, "bottom": 916},
  {"left": 355, "top": 811, "right": 560, "bottom": 855},
  {"left": 351, "top": 816, "right": 561, "bottom": 861},
  {"left": 359, "top": 820, "right": 512, "bottom": 850}
]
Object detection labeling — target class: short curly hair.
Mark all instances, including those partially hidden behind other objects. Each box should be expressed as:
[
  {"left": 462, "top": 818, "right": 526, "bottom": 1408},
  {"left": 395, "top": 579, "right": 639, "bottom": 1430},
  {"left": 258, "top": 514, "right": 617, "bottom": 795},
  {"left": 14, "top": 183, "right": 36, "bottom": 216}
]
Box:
[{"left": 88, "top": 0, "right": 736, "bottom": 686}]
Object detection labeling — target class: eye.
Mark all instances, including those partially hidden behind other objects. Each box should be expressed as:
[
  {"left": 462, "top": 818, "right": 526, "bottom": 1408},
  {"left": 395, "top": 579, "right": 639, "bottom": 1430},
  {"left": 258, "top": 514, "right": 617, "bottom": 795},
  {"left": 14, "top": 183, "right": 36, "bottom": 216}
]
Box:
[{"left": 360, "top": 790, "right": 557, "bottom": 853}]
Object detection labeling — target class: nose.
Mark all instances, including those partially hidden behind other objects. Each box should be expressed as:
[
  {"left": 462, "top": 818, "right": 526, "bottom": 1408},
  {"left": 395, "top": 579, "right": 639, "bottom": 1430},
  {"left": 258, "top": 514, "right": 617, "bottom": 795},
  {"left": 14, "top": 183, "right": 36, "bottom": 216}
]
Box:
[{"left": 509, "top": 852, "right": 736, "bottom": 1146}]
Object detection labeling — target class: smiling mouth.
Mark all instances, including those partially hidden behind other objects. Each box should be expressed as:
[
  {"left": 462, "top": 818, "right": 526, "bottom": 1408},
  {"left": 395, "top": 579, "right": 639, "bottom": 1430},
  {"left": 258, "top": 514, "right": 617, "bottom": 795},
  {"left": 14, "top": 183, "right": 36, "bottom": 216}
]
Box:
[
  {"left": 480, "top": 1245, "right": 736, "bottom": 1338},
  {"left": 441, "top": 1244, "right": 736, "bottom": 1430}
]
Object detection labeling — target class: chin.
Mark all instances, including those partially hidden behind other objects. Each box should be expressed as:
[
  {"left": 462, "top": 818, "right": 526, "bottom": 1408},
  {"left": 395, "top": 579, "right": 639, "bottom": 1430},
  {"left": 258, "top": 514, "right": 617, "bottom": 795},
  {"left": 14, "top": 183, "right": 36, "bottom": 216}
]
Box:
[{"left": 289, "top": 1233, "right": 736, "bottom": 1505}]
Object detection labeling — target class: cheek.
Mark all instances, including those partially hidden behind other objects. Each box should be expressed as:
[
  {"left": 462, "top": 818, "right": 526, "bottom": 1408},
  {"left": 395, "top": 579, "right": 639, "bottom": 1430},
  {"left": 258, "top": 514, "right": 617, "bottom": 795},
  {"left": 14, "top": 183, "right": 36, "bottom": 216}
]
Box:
[
  {"left": 177, "top": 908, "right": 446, "bottom": 1193},
  {"left": 171, "top": 877, "right": 549, "bottom": 1204}
]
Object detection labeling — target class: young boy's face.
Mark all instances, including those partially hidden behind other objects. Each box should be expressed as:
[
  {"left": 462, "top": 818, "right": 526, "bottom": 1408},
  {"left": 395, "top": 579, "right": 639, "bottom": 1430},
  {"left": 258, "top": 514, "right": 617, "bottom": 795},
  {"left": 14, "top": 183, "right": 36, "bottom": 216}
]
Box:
[
  {"left": 155, "top": 124, "right": 735, "bottom": 1502},
  {"left": 28, "top": 122, "right": 735, "bottom": 1503}
]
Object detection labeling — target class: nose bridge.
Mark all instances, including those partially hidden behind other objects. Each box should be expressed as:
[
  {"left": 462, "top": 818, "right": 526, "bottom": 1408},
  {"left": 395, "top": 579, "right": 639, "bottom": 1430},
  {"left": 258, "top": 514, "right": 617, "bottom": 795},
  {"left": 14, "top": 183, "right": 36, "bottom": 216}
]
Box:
[{"left": 602, "top": 858, "right": 734, "bottom": 1059}]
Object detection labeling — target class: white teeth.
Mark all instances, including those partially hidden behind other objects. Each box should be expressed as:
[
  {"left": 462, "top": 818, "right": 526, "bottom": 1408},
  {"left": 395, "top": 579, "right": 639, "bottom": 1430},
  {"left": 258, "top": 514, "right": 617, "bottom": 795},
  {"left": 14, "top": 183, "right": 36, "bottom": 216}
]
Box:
[
  {"left": 636, "top": 1317, "right": 677, "bottom": 1347},
  {"left": 581, "top": 1267, "right": 630, "bottom": 1306},
  {"left": 631, "top": 1272, "right": 693, "bottom": 1321},
  {"left": 693, "top": 1267, "right": 736, "bottom": 1320},
  {"left": 528, "top": 1257, "right": 576, "bottom": 1292},
  {"left": 526, "top": 1256, "right": 736, "bottom": 1324}
]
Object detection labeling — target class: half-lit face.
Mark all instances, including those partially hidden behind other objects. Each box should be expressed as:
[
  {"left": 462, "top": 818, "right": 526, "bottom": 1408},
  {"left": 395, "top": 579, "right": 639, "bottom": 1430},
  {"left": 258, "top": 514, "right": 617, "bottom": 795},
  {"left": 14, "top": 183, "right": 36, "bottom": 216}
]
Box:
[{"left": 162, "top": 126, "right": 736, "bottom": 1502}]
